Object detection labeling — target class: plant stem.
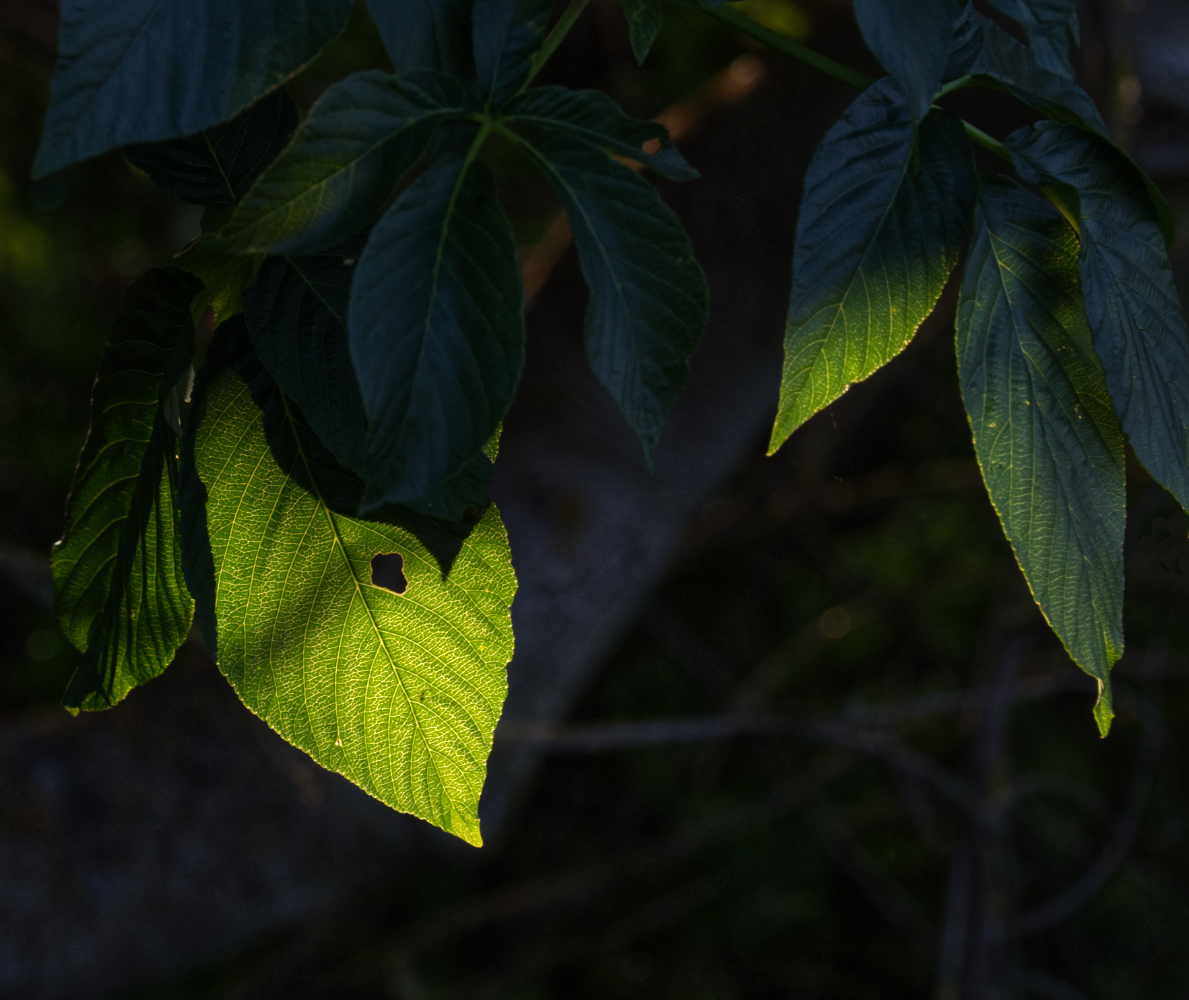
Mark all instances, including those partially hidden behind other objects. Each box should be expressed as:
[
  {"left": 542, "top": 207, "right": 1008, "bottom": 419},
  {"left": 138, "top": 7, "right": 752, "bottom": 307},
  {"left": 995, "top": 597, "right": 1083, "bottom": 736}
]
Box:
[
  {"left": 707, "top": 6, "right": 874, "bottom": 91},
  {"left": 525, "top": 0, "right": 591, "bottom": 88},
  {"left": 963, "top": 121, "right": 1011, "bottom": 164}
]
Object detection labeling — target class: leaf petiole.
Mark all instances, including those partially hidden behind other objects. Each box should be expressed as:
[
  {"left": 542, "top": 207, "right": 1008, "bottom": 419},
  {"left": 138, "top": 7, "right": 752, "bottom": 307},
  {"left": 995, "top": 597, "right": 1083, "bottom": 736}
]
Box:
[{"left": 525, "top": 0, "right": 592, "bottom": 90}]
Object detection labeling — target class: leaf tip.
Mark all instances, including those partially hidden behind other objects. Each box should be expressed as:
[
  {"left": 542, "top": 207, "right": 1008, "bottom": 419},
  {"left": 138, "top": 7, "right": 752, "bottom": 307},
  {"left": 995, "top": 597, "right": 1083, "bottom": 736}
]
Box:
[{"left": 1093, "top": 677, "right": 1114, "bottom": 738}]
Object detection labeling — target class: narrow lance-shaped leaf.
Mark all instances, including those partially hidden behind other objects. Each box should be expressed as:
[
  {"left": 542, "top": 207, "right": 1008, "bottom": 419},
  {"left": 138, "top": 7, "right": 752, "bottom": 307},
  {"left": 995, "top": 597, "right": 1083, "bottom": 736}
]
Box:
[
  {"left": 1007, "top": 121, "right": 1189, "bottom": 514},
  {"left": 350, "top": 154, "right": 525, "bottom": 508},
  {"left": 180, "top": 330, "right": 515, "bottom": 845},
  {"left": 622, "top": 0, "right": 663, "bottom": 65},
  {"left": 124, "top": 88, "right": 298, "bottom": 207},
  {"left": 957, "top": 176, "right": 1124, "bottom": 735},
  {"left": 470, "top": 0, "right": 552, "bottom": 108},
  {"left": 52, "top": 268, "right": 202, "bottom": 710},
  {"left": 769, "top": 78, "right": 975, "bottom": 453},
  {"left": 852, "top": 0, "right": 958, "bottom": 121},
  {"left": 34, "top": 0, "right": 352, "bottom": 177},
  {"left": 507, "top": 126, "right": 707, "bottom": 465},
  {"left": 366, "top": 0, "right": 473, "bottom": 76},
  {"left": 219, "top": 71, "right": 466, "bottom": 256}
]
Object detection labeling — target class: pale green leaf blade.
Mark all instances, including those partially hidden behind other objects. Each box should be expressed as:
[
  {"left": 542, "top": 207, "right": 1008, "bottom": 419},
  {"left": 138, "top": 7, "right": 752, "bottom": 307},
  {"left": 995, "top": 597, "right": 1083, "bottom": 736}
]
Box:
[
  {"left": 957, "top": 176, "right": 1125, "bottom": 734},
  {"left": 181, "top": 334, "right": 515, "bottom": 845},
  {"left": 1006, "top": 122, "right": 1189, "bottom": 513},
  {"left": 219, "top": 70, "right": 465, "bottom": 256},
  {"left": 34, "top": 0, "right": 351, "bottom": 177},
  {"left": 770, "top": 79, "right": 975, "bottom": 453},
  {"left": 511, "top": 131, "right": 708, "bottom": 466},
  {"left": 350, "top": 155, "right": 525, "bottom": 508},
  {"left": 853, "top": 0, "right": 958, "bottom": 121},
  {"left": 51, "top": 268, "right": 201, "bottom": 710}
]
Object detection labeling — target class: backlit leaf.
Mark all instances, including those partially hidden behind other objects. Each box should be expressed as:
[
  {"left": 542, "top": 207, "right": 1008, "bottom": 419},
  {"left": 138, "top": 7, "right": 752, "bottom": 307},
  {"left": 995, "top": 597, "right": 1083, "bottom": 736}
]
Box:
[
  {"left": 124, "top": 88, "right": 298, "bottom": 207},
  {"left": 52, "top": 268, "right": 201, "bottom": 710},
  {"left": 34, "top": 0, "right": 351, "bottom": 177},
  {"left": 1007, "top": 121, "right": 1189, "bottom": 515},
  {"left": 219, "top": 71, "right": 465, "bottom": 256},
  {"left": 350, "top": 155, "right": 525, "bottom": 508},
  {"left": 770, "top": 78, "right": 975, "bottom": 453},
  {"left": 957, "top": 176, "right": 1124, "bottom": 734},
  {"left": 853, "top": 0, "right": 959, "bottom": 121},
  {"left": 180, "top": 333, "right": 515, "bottom": 845}
]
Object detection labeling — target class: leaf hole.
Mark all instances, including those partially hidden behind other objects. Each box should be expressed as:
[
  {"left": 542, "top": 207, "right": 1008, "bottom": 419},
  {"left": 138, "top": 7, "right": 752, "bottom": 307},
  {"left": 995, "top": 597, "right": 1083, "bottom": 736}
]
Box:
[{"left": 371, "top": 553, "right": 407, "bottom": 595}]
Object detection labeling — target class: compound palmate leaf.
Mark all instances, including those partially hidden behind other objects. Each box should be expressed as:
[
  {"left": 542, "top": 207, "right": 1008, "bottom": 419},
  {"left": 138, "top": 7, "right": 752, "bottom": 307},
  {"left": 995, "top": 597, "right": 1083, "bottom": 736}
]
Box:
[
  {"left": 182, "top": 335, "right": 515, "bottom": 845},
  {"left": 1008, "top": 122, "right": 1189, "bottom": 516},
  {"left": 852, "top": 0, "right": 958, "bottom": 121},
  {"left": 957, "top": 176, "right": 1124, "bottom": 734},
  {"left": 350, "top": 153, "right": 525, "bottom": 509},
  {"left": 769, "top": 78, "right": 975, "bottom": 453},
  {"left": 34, "top": 0, "right": 352, "bottom": 177},
  {"left": 52, "top": 268, "right": 202, "bottom": 710},
  {"left": 219, "top": 71, "right": 466, "bottom": 256}
]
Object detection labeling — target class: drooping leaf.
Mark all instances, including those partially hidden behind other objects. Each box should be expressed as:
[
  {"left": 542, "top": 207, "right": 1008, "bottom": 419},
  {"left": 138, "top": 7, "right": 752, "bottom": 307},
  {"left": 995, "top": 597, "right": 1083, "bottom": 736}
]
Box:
[
  {"left": 219, "top": 71, "right": 465, "bottom": 256},
  {"left": 1007, "top": 121, "right": 1189, "bottom": 514},
  {"left": 124, "top": 89, "right": 298, "bottom": 207},
  {"left": 34, "top": 0, "right": 352, "bottom": 178},
  {"left": 852, "top": 0, "right": 958, "bottom": 121},
  {"left": 471, "top": 0, "right": 553, "bottom": 107},
  {"left": 180, "top": 332, "right": 515, "bottom": 845},
  {"left": 504, "top": 86, "right": 697, "bottom": 181},
  {"left": 622, "top": 0, "right": 663, "bottom": 64},
  {"left": 350, "top": 155, "right": 525, "bottom": 508},
  {"left": 984, "top": 0, "right": 1078, "bottom": 78},
  {"left": 957, "top": 176, "right": 1124, "bottom": 735},
  {"left": 769, "top": 78, "right": 975, "bottom": 454},
  {"left": 367, "top": 0, "right": 473, "bottom": 76},
  {"left": 509, "top": 129, "right": 707, "bottom": 466},
  {"left": 52, "top": 268, "right": 202, "bottom": 710}
]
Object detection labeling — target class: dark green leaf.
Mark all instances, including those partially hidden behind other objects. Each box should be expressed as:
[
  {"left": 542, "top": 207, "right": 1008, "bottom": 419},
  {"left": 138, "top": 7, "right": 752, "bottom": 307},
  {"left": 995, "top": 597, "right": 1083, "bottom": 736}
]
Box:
[
  {"left": 957, "top": 176, "right": 1124, "bottom": 734},
  {"left": 622, "top": 0, "right": 663, "bottom": 64},
  {"left": 471, "top": 0, "right": 552, "bottom": 107},
  {"left": 769, "top": 79, "right": 975, "bottom": 453},
  {"left": 504, "top": 86, "right": 697, "bottom": 181},
  {"left": 510, "top": 130, "right": 707, "bottom": 466},
  {"left": 124, "top": 89, "right": 298, "bottom": 207},
  {"left": 350, "top": 155, "right": 525, "bottom": 508},
  {"left": 366, "top": 0, "right": 473, "bottom": 76},
  {"left": 179, "top": 332, "right": 515, "bottom": 845},
  {"left": 943, "top": 2, "right": 982, "bottom": 81},
  {"left": 984, "top": 0, "right": 1077, "bottom": 78},
  {"left": 34, "top": 0, "right": 352, "bottom": 177},
  {"left": 52, "top": 268, "right": 202, "bottom": 710},
  {"left": 853, "top": 0, "right": 959, "bottom": 121},
  {"left": 1007, "top": 121, "right": 1189, "bottom": 515},
  {"left": 219, "top": 71, "right": 464, "bottom": 255}
]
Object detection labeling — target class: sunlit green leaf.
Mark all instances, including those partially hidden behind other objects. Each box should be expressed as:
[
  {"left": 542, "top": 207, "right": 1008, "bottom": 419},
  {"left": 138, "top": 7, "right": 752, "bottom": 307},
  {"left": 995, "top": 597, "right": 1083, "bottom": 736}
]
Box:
[
  {"left": 52, "top": 268, "right": 201, "bottom": 710},
  {"left": 350, "top": 155, "right": 524, "bottom": 508},
  {"left": 1007, "top": 121, "right": 1189, "bottom": 515},
  {"left": 853, "top": 0, "right": 959, "bottom": 121},
  {"left": 769, "top": 78, "right": 975, "bottom": 454},
  {"left": 181, "top": 331, "right": 516, "bottom": 845},
  {"left": 622, "top": 0, "right": 663, "bottom": 64},
  {"left": 219, "top": 71, "right": 464, "bottom": 256},
  {"left": 957, "top": 176, "right": 1124, "bottom": 734},
  {"left": 34, "top": 0, "right": 351, "bottom": 177},
  {"left": 124, "top": 89, "right": 298, "bottom": 207}
]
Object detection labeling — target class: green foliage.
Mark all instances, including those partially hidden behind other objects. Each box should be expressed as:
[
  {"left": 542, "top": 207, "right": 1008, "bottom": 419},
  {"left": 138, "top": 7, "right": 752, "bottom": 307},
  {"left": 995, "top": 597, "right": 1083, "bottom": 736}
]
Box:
[
  {"left": 51, "top": 268, "right": 201, "bottom": 710},
  {"left": 181, "top": 331, "right": 514, "bottom": 845},
  {"left": 957, "top": 176, "right": 1125, "bottom": 734},
  {"left": 770, "top": 79, "right": 974, "bottom": 452},
  {"left": 37, "top": 0, "right": 1189, "bottom": 841}
]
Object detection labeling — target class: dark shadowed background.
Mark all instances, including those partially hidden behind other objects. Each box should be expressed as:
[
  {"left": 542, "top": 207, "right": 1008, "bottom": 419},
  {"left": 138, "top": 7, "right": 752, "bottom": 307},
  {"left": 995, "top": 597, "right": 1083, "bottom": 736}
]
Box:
[{"left": 3, "top": 1, "right": 1189, "bottom": 997}]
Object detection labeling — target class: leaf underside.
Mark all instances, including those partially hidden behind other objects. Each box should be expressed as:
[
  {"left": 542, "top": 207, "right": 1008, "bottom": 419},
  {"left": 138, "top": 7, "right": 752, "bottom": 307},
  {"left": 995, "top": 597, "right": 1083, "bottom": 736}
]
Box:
[
  {"left": 770, "top": 78, "right": 975, "bottom": 453},
  {"left": 181, "top": 334, "right": 516, "bottom": 845},
  {"left": 52, "top": 268, "right": 202, "bottom": 710},
  {"left": 957, "top": 176, "right": 1124, "bottom": 735}
]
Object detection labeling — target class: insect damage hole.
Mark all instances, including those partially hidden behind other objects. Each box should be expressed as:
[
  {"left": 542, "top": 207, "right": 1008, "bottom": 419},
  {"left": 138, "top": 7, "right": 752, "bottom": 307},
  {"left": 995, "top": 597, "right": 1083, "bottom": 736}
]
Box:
[{"left": 371, "top": 553, "right": 407, "bottom": 595}]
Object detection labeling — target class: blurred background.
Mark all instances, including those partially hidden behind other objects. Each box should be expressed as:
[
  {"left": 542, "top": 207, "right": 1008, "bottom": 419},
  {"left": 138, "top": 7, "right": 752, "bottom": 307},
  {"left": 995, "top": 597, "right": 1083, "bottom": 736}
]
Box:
[{"left": 3, "top": 0, "right": 1189, "bottom": 997}]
